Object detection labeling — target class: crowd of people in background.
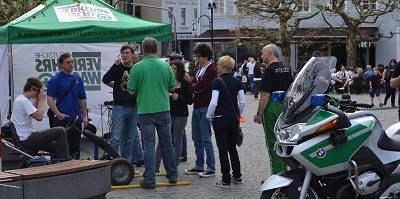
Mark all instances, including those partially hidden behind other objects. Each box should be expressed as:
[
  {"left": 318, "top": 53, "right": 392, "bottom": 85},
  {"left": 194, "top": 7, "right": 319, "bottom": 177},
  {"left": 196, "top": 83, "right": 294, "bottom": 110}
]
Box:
[{"left": 321, "top": 60, "right": 399, "bottom": 108}]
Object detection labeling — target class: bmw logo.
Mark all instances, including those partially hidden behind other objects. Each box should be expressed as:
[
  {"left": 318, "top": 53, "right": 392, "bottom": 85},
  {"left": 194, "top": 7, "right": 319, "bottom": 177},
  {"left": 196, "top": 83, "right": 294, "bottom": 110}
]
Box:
[{"left": 316, "top": 149, "right": 326, "bottom": 158}]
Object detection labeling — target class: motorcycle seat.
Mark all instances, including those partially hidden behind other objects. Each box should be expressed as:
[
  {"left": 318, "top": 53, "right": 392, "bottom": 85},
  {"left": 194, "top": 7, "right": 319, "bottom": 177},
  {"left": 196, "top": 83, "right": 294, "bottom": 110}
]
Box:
[
  {"left": 378, "top": 129, "right": 400, "bottom": 151},
  {"left": 346, "top": 111, "right": 375, "bottom": 120}
]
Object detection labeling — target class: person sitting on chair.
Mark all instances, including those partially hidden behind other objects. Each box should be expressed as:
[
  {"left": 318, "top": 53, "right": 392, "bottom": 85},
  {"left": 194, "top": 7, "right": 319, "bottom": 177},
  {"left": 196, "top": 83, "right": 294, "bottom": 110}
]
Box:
[{"left": 11, "top": 77, "right": 69, "bottom": 159}]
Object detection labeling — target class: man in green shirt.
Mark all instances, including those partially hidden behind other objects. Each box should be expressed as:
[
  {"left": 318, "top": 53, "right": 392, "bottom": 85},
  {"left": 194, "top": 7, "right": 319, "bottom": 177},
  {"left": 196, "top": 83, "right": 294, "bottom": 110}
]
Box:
[{"left": 127, "top": 37, "right": 177, "bottom": 189}]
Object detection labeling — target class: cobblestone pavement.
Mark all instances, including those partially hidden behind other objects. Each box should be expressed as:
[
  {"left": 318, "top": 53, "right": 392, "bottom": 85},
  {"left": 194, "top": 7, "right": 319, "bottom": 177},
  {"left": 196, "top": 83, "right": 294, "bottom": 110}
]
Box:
[{"left": 80, "top": 93, "right": 399, "bottom": 199}]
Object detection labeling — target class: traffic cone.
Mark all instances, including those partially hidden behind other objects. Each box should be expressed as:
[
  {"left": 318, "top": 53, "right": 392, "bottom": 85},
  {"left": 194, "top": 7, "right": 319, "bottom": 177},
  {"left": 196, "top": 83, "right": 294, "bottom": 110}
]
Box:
[{"left": 239, "top": 116, "right": 246, "bottom": 122}]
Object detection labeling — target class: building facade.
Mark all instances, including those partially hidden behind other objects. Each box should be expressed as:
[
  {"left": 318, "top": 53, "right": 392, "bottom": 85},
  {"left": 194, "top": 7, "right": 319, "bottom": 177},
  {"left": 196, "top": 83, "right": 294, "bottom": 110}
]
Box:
[
  {"left": 111, "top": 0, "right": 198, "bottom": 59},
  {"left": 195, "top": 0, "right": 400, "bottom": 69}
]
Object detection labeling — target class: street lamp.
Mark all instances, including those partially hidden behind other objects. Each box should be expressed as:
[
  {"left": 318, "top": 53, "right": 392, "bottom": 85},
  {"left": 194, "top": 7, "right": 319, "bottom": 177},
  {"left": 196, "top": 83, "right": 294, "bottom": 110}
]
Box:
[{"left": 208, "top": 2, "right": 216, "bottom": 60}]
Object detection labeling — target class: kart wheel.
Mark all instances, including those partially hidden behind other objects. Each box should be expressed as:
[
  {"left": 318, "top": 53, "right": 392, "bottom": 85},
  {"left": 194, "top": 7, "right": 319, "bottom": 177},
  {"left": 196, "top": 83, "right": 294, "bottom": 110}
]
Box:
[
  {"left": 110, "top": 158, "right": 134, "bottom": 186},
  {"left": 18, "top": 157, "right": 30, "bottom": 169},
  {"left": 261, "top": 186, "right": 323, "bottom": 199}
]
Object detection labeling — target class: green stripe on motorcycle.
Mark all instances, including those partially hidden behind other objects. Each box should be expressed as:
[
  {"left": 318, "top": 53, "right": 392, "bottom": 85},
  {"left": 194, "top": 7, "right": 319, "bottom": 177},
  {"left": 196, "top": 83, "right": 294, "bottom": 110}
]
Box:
[
  {"left": 358, "top": 120, "right": 374, "bottom": 129},
  {"left": 306, "top": 110, "right": 336, "bottom": 125},
  {"left": 300, "top": 122, "right": 373, "bottom": 168}
]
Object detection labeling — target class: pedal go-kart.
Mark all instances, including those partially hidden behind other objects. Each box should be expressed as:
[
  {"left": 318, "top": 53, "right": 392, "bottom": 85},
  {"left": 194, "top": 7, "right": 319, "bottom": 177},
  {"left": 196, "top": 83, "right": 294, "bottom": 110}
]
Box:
[{"left": 2, "top": 116, "right": 134, "bottom": 186}]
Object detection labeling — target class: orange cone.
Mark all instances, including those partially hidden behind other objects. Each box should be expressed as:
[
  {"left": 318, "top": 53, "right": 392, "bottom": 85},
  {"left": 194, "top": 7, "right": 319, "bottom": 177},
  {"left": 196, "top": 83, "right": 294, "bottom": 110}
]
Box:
[{"left": 239, "top": 116, "right": 246, "bottom": 122}]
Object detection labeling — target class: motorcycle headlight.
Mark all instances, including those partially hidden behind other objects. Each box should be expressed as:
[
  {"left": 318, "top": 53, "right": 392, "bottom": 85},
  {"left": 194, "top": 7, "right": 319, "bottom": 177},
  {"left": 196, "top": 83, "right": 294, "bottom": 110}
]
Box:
[{"left": 276, "top": 123, "right": 305, "bottom": 144}]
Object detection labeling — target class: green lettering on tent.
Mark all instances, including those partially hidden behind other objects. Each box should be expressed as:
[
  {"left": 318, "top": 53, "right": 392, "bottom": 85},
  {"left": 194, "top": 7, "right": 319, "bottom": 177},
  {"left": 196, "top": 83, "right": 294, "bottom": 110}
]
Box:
[
  {"left": 81, "top": 71, "right": 101, "bottom": 85},
  {"left": 0, "top": 0, "right": 171, "bottom": 44}
]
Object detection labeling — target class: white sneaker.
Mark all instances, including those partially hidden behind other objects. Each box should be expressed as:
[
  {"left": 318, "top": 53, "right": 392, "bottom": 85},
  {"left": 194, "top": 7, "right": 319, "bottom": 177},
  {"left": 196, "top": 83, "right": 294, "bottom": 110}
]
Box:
[
  {"left": 338, "top": 87, "right": 345, "bottom": 90},
  {"left": 198, "top": 171, "right": 215, "bottom": 178}
]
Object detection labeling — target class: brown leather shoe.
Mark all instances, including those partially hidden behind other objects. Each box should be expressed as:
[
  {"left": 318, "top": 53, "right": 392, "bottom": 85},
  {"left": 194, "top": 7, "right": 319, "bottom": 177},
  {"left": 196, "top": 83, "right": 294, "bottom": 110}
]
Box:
[{"left": 139, "top": 179, "right": 155, "bottom": 189}]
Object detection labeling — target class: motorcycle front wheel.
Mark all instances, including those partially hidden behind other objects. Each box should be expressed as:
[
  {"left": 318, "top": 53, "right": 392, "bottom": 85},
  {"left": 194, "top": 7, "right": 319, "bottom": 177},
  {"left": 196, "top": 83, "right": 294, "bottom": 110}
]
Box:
[{"left": 261, "top": 186, "right": 323, "bottom": 199}]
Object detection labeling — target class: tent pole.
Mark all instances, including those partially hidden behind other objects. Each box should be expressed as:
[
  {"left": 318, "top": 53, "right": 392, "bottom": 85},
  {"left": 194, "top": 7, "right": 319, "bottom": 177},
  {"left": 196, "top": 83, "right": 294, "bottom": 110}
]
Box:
[{"left": 7, "top": 44, "right": 13, "bottom": 120}]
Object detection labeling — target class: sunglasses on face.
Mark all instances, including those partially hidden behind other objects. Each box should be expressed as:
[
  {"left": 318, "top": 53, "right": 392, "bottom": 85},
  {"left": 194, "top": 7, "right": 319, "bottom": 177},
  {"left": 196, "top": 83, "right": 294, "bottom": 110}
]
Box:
[{"left": 31, "top": 85, "right": 40, "bottom": 93}]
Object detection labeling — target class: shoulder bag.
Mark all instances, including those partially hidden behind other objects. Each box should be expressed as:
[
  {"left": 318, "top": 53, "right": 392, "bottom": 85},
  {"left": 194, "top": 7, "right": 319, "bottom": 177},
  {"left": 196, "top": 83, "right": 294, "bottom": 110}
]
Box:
[
  {"left": 47, "top": 73, "right": 79, "bottom": 127},
  {"left": 219, "top": 78, "right": 244, "bottom": 147}
]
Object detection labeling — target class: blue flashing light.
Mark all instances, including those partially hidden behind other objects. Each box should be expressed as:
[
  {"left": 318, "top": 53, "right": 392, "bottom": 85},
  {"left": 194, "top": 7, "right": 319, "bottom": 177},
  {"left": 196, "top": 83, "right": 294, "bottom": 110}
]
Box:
[
  {"left": 272, "top": 91, "right": 285, "bottom": 102},
  {"left": 311, "top": 94, "right": 326, "bottom": 106}
]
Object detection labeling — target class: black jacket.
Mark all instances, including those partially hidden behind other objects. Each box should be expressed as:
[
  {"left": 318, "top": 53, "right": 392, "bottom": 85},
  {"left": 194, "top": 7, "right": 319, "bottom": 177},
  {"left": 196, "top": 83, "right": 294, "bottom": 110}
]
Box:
[
  {"left": 102, "top": 63, "right": 136, "bottom": 106},
  {"left": 170, "top": 80, "right": 193, "bottom": 117}
]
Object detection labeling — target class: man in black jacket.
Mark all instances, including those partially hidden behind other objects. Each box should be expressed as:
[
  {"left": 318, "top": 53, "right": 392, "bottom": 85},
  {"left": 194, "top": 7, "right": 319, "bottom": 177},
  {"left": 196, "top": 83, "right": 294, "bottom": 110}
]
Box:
[{"left": 102, "top": 44, "right": 143, "bottom": 165}]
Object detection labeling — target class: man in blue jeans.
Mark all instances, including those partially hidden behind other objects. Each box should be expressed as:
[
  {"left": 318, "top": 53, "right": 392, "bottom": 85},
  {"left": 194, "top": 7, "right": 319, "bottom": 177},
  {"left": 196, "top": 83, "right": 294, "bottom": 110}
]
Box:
[
  {"left": 186, "top": 43, "right": 217, "bottom": 177},
  {"left": 102, "top": 44, "right": 143, "bottom": 164},
  {"left": 128, "top": 37, "right": 177, "bottom": 189}
]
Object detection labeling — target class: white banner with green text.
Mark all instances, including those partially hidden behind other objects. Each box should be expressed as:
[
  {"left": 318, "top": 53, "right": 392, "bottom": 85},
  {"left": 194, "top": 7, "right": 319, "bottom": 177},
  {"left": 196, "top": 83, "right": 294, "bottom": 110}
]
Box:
[{"left": 11, "top": 43, "right": 125, "bottom": 132}]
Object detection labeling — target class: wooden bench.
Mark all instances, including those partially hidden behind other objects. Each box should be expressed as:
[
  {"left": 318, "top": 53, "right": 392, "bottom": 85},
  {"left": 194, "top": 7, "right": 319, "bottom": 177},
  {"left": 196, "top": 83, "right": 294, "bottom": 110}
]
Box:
[
  {"left": 5, "top": 160, "right": 108, "bottom": 179},
  {"left": 0, "top": 171, "right": 21, "bottom": 181},
  {"left": 0, "top": 172, "right": 23, "bottom": 198},
  {"left": 1, "top": 160, "right": 111, "bottom": 199}
]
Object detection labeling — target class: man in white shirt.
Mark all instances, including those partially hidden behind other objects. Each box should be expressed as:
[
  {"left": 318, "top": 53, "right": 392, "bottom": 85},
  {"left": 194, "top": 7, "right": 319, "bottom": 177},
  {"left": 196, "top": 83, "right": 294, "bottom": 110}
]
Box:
[{"left": 11, "top": 77, "right": 69, "bottom": 158}]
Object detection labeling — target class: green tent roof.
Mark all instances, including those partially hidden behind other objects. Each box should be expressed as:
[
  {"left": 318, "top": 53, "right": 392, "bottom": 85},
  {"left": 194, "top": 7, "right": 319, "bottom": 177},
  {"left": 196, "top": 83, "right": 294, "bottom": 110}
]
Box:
[{"left": 0, "top": 0, "right": 172, "bottom": 44}]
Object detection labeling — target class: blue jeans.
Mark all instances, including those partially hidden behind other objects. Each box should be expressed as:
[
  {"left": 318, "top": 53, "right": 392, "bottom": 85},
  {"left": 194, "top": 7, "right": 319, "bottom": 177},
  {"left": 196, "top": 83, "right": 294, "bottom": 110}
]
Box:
[
  {"left": 139, "top": 111, "right": 177, "bottom": 188},
  {"left": 248, "top": 74, "right": 255, "bottom": 94},
  {"left": 132, "top": 129, "right": 143, "bottom": 162},
  {"left": 155, "top": 116, "right": 188, "bottom": 170},
  {"left": 191, "top": 107, "right": 215, "bottom": 172},
  {"left": 109, "top": 105, "right": 138, "bottom": 162}
]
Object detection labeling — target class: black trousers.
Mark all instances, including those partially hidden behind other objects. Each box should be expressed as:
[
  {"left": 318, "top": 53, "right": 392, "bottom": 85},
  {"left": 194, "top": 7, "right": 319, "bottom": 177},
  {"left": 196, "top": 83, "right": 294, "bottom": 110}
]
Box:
[
  {"left": 212, "top": 116, "right": 241, "bottom": 183},
  {"left": 384, "top": 81, "right": 396, "bottom": 106},
  {"left": 54, "top": 118, "right": 82, "bottom": 159}
]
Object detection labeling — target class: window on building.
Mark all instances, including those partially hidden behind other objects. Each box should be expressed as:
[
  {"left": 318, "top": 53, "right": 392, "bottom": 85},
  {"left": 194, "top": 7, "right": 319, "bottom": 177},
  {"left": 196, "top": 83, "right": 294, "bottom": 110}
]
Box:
[
  {"left": 214, "top": 0, "right": 224, "bottom": 14},
  {"left": 361, "top": 0, "right": 377, "bottom": 11},
  {"left": 296, "top": 0, "right": 309, "bottom": 12},
  {"left": 134, "top": 6, "right": 141, "bottom": 18},
  {"left": 325, "top": 0, "right": 346, "bottom": 12},
  {"left": 168, "top": 7, "right": 174, "bottom": 26},
  {"left": 181, "top": 8, "right": 186, "bottom": 26},
  {"left": 194, "top": 7, "right": 197, "bottom": 19}
]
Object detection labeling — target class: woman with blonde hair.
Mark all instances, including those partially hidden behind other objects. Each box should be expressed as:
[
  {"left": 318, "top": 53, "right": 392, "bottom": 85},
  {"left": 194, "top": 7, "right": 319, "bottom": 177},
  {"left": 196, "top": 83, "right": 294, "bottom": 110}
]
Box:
[
  {"left": 206, "top": 55, "right": 246, "bottom": 188},
  {"left": 247, "top": 57, "right": 256, "bottom": 94}
]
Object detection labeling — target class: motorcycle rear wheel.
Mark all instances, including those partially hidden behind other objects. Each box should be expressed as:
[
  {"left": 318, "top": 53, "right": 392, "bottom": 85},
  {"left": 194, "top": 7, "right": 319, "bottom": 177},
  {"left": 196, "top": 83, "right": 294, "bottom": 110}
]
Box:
[{"left": 261, "top": 186, "right": 323, "bottom": 199}]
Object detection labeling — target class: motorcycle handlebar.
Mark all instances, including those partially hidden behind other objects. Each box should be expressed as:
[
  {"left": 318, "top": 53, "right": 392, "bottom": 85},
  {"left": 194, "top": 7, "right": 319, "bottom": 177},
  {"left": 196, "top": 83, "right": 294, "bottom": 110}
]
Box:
[
  {"left": 349, "top": 101, "right": 373, "bottom": 108},
  {"left": 353, "top": 103, "right": 374, "bottom": 108}
]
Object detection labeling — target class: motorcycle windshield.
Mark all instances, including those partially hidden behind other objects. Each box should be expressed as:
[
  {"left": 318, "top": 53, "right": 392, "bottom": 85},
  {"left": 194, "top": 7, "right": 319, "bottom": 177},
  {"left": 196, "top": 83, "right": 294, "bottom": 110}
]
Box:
[{"left": 282, "top": 57, "right": 337, "bottom": 122}]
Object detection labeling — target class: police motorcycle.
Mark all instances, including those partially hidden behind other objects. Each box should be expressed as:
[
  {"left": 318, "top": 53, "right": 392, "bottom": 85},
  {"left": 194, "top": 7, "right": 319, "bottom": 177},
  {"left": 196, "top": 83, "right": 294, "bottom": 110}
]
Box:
[{"left": 260, "top": 56, "right": 400, "bottom": 198}]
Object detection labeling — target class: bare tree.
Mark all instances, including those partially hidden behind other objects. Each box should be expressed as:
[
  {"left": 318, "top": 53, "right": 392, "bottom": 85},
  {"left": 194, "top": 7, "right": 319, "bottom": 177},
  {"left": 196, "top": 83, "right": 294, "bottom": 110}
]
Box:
[
  {"left": 318, "top": 0, "right": 398, "bottom": 68},
  {"left": 234, "top": 0, "right": 320, "bottom": 66},
  {"left": 0, "top": 0, "right": 45, "bottom": 26}
]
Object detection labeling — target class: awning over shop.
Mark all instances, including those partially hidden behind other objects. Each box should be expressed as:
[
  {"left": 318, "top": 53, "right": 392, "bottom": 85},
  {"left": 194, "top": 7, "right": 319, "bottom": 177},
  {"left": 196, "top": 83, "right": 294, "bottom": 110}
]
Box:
[
  {"left": 195, "top": 27, "right": 378, "bottom": 41},
  {"left": 294, "top": 27, "right": 378, "bottom": 38},
  {"left": 195, "top": 29, "right": 236, "bottom": 41}
]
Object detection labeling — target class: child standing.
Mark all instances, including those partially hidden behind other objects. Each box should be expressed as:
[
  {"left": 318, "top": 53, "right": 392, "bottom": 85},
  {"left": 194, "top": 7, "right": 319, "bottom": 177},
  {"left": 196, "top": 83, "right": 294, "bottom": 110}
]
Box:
[{"left": 370, "top": 67, "right": 382, "bottom": 107}]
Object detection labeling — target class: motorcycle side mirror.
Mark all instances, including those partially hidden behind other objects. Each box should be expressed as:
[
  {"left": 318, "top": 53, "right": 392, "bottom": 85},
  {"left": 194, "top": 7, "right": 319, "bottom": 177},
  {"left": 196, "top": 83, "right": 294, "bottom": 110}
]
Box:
[
  {"left": 272, "top": 91, "right": 285, "bottom": 102},
  {"left": 311, "top": 94, "right": 326, "bottom": 106}
]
